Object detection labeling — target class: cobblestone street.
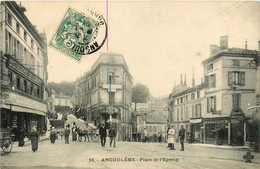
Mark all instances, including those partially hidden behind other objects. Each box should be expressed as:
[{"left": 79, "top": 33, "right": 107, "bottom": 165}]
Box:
[{"left": 1, "top": 139, "right": 259, "bottom": 169}]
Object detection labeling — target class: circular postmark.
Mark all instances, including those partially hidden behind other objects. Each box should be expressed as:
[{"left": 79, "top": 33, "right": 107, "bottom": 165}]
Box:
[{"left": 49, "top": 8, "right": 107, "bottom": 61}]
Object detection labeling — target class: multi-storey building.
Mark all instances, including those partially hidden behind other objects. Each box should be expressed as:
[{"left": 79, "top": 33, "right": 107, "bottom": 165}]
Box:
[
  {"left": 74, "top": 53, "right": 133, "bottom": 141},
  {"left": 169, "top": 82, "right": 205, "bottom": 143},
  {"left": 0, "top": 2, "right": 48, "bottom": 139},
  {"left": 168, "top": 36, "right": 259, "bottom": 146},
  {"left": 202, "top": 36, "right": 258, "bottom": 145}
]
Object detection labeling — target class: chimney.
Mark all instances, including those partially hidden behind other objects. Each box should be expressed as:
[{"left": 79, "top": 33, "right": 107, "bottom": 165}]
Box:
[
  {"left": 245, "top": 39, "right": 248, "bottom": 49},
  {"left": 220, "top": 35, "right": 228, "bottom": 50},
  {"left": 181, "top": 74, "right": 183, "bottom": 85},
  {"left": 18, "top": 2, "right": 27, "bottom": 13},
  {"left": 192, "top": 67, "right": 195, "bottom": 87},
  {"left": 210, "top": 45, "right": 219, "bottom": 56},
  {"left": 184, "top": 74, "right": 187, "bottom": 86}
]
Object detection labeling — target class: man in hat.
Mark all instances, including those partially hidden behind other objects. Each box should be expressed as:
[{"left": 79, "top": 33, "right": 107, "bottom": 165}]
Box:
[
  {"left": 99, "top": 123, "right": 107, "bottom": 148},
  {"left": 64, "top": 124, "right": 70, "bottom": 144},
  {"left": 179, "top": 125, "right": 186, "bottom": 151}
]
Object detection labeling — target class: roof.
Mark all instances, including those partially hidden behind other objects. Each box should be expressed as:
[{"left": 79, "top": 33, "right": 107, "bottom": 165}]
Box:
[
  {"left": 171, "top": 83, "right": 205, "bottom": 98},
  {"left": 202, "top": 48, "right": 259, "bottom": 65}
]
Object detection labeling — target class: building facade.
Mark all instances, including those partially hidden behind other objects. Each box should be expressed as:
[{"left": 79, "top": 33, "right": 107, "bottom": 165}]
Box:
[
  {"left": 169, "top": 83, "right": 205, "bottom": 143},
  {"left": 202, "top": 36, "right": 258, "bottom": 145},
  {"left": 168, "top": 36, "right": 259, "bottom": 146},
  {"left": 74, "top": 53, "right": 133, "bottom": 141},
  {"left": 0, "top": 1, "right": 48, "bottom": 139}
]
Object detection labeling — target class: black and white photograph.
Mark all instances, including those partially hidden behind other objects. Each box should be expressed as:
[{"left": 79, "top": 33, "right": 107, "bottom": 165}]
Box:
[{"left": 0, "top": 0, "right": 260, "bottom": 169}]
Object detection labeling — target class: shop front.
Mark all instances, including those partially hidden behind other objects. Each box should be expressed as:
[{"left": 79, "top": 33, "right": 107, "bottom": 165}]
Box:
[
  {"left": 190, "top": 118, "right": 203, "bottom": 143},
  {"left": 0, "top": 91, "right": 47, "bottom": 140},
  {"left": 230, "top": 112, "right": 245, "bottom": 146},
  {"left": 203, "top": 117, "right": 229, "bottom": 145}
]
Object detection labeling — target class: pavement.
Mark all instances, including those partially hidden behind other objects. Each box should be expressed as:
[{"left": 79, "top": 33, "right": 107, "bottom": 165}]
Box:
[{"left": 1, "top": 137, "right": 259, "bottom": 169}]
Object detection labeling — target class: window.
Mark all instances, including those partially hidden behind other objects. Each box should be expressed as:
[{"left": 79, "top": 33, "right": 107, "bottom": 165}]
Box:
[
  {"left": 109, "top": 92, "right": 115, "bottom": 105},
  {"left": 232, "top": 94, "right": 241, "bottom": 112},
  {"left": 7, "top": 12, "right": 12, "bottom": 26},
  {"left": 5, "top": 30, "right": 8, "bottom": 53},
  {"left": 177, "top": 98, "right": 179, "bottom": 104},
  {"left": 233, "top": 60, "right": 240, "bottom": 66},
  {"left": 197, "top": 91, "right": 200, "bottom": 98},
  {"left": 207, "top": 96, "right": 216, "bottom": 113},
  {"left": 24, "top": 80, "right": 27, "bottom": 93},
  {"left": 228, "top": 71, "right": 245, "bottom": 86},
  {"left": 31, "top": 40, "right": 34, "bottom": 49},
  {"left": 16, "top": 23, "right": 20, "bottom": 34},
  {"left": 191, "top": 93, "right": 195, "bottom": 100},
  {"left": 24, "top": 31, "right": 27, "bottom": 41},
  {"left": 180, "top": 97, "right": 183, "bottom": 103},
  {"left": 8, "top": 72, "right": 12, "bottom": 87},
  {"left": 177, "top": 108, "right": 179, "bottom": 121},
  {"left": 207, "top": 63, "right": 213, "bottom": 71},
  {"left": 109, "top": 73, "right": 114, "bottom": 84},
  {"left": 37, "top": 47, "right": 40, "bottom": 55},
  {"left": 16, "top": 76, "right": 20, "bottom": 90},
  {"left": 185, "top": 95, "right": 188, "bottom": 102},
  {"left": 205, "top": 74, "right": 216, "bottom": 88},
  {"left": 31, "top": 84, "right": 34, "bottom": 96},
  {"left": 192, "top": 104, "right": 194, "bottom": 117},
  {"left": 37, "top": 88, "right": 40, "bottom": 98}
]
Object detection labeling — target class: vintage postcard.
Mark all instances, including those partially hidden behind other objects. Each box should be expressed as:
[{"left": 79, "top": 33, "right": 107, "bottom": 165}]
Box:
[{"left": 0, "top": 0, "right": 260, "bottom": 169}]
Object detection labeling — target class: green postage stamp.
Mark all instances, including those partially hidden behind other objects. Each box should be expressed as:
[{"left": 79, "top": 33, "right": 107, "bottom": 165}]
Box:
[{"left": 49, "top": 8, "right": 107, "bottom": 61}]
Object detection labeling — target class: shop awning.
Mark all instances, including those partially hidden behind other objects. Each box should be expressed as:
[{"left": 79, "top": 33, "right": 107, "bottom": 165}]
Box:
[{"left": 11, "top": 105, "right": 46, "bottom": 116}]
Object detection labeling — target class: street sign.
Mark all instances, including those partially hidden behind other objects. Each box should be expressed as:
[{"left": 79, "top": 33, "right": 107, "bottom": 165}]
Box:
[{"left": 108, "top": 106, "right": 114, "bottom": 114}]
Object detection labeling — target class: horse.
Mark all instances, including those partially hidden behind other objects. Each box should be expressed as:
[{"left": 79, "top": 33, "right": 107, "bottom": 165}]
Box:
[{"left": 76, "top": 128, "right": 89, "bottom": 142}]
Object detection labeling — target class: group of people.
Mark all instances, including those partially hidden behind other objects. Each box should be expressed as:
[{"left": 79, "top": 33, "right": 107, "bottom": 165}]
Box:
[
  {"left": 18, "top": 126, "right": 39, "bottom": 152},
  {"left": 167, "top": 124, "right": 186, "bottom": 151},
  {"left": 99, "top": 122, "right": 117, "bottom": 148}
]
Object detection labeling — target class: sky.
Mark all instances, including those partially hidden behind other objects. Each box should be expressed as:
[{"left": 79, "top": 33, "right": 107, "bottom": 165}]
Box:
[{"left": 21, "top": 1, "right": 260, "bottom": 97}]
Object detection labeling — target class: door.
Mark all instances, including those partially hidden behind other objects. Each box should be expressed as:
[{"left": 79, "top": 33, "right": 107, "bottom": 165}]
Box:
[{"left": 231, "top": 123, "right": 244, "bottom": 146}]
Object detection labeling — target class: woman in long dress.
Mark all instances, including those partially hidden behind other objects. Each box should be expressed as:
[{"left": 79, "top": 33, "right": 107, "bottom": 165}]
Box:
[
  {"left": 18, "top": 127, "right": 25, "bottom": 147},
  {"left": 30, "top": 127, "right": 39, "bottom": 152},
  {"left": 168, "top": 125, "right": 176, "bottom": 150}
]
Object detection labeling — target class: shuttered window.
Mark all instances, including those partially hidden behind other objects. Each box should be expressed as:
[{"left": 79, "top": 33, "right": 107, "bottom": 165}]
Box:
[
  {"left": 207, "top": 96, "right": 216, "bottom": 113},
  {"left": 228, "top": 71, "right": 245, "bottom": 86}
]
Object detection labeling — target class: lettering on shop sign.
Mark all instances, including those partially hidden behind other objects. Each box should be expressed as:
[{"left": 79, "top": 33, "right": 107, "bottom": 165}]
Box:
[
  {"left": 7, "top": 57, "right": 42, "bottom": 86},
  {"left": 204, "top": 119, "right": 228, "bottom": 124}
]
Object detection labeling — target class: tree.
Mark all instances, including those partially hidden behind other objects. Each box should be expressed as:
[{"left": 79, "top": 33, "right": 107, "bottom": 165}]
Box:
[{"left": 132, "top": 83, "right": 150, "bottom": 113}]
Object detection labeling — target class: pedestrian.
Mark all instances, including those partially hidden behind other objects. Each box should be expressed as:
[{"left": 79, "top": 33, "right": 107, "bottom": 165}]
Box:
[
  {"left": 158, "top": 134, "right": 162, "bottom": 143},
  {"left": 50, "top": 127, "right": 56, "bottom": 144},
  {"left": 179, "top": 125, "right": 186, "bottom": 151},
  {"left": 30, "top": 126, "right": 39, "bottom": 152},
  {"left": 143, "top": 128, "right": 149, "bottom": 143},
  {"left": 18, "top": 127, "right": 25, "bottom": 147},
  {"left": 168, "top": 124, "right": 176, "bottom": 150},
  {"left": 64, "top": 124, "right": 70, "bottom": 144},
  {"left": 99, "top": 123, "right": 107, "bottom": 148},
  {"left": 72, "top": 122, "right": 78, "bottom": 141},
  {"left": 166, "top": 124, "right": 170, "bottom": 147},
  {"left": 108, "top": 124, "right": 117, "bottom": 147}
]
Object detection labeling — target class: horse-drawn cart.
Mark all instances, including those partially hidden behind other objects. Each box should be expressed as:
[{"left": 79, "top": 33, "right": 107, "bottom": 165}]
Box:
[
  {"left": 77, "top": 125, "right": 100, "bottom": 142},
  {"left": 0, "top": 129, "right": 13, "bottom": 154}
]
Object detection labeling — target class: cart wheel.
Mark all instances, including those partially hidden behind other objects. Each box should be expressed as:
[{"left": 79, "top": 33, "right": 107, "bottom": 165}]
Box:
[
  {"left": 91, "top": 134, "right": 100, "bottom": 142},
  {"left": 78, "top": 136, "right": 82, "bottom": 142},
  {"left": 2, "top": 139, "right": 12, "bottom": 154}
]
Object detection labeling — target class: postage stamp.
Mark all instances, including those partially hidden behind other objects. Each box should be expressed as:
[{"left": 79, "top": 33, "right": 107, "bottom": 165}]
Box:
[{"left": 49, "top": 8, "right": 107, "bottom": 61}]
